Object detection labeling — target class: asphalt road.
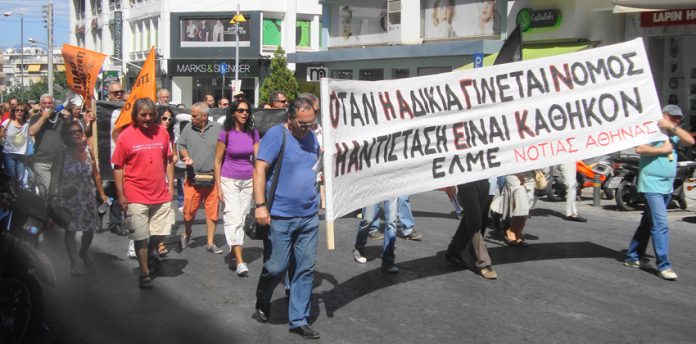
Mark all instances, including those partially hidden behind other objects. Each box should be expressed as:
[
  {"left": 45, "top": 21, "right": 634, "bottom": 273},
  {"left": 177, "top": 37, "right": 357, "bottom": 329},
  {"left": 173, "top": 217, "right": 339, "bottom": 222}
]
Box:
[{"left": 33, "top": 190, "right": 696, "bottom": 344}]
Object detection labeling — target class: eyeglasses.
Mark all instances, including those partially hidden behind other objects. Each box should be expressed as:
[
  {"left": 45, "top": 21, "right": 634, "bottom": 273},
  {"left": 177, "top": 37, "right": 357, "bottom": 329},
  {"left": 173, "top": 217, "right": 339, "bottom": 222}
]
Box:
[
  {"left": 295, "top": 119, "right": 316, "bottom": 130},
  {"left": 235, "top": 108, "right": 249, "bottom": 113},
  {"left": 70, "top": 128, "right": 84, "bottom": 135},
  {"left": 110, "top": 90, "right": 124, "bottom": 95},
  {"left": 161, "top": 116, "right": 173, "bottom": 122},
  {"left": 14, "top": 109, "right": 25, "bottom": 112},
  {"left": 275, "top": 99, "right": 288, "bottom": 104},
  {"left": 220, "top": 103, "right": 229, "bottom": 106}
]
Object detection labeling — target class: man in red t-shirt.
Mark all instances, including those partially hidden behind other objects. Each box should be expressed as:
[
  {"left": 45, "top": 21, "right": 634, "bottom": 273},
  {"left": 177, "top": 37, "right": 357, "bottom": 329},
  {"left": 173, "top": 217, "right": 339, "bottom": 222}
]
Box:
[{"left": 112, "top": 98, "right": 174, "bottom": 290}]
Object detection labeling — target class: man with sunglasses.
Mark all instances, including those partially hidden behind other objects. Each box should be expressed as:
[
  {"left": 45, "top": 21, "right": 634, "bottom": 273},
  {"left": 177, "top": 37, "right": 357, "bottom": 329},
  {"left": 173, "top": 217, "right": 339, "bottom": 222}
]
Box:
[
  {"left": 269, "top": 91, "right": 288, "bottom": 109},
  {"left": 218, "top": 97, "right": 230, "bottom": 109},
  {"left": 254, "top": 97, "right": 321, "bottom": 339},
  {"left": 624, "top": 104, "right": 694, "bottom": 281},
  {"left": 104, "top": 81, "right": 130, "bottom": 236},
  {"left": 107, "top": 82, "right": 125, "bottom": 101}
]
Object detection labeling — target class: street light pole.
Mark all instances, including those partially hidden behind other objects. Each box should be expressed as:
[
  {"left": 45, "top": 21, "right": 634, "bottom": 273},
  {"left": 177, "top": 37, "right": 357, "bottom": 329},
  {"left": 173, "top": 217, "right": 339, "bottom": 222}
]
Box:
[
  {"left": 4, "top": 11, "right": 25, "bottom": 101},
  {"left": 47, "top": 1, "right": 54, "bottom": 98},
  {"left": 235, "top": 4, "right": 240, "bottom": 83}
]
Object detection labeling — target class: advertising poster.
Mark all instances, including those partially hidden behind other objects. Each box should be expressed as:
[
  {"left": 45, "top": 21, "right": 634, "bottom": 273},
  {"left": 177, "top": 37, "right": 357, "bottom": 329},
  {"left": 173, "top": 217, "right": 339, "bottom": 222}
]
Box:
[
  {"left": 423, "top": 0, "right": 501, "bottom": 40},
  {"left": 180, "top": 16, "right": 251, "bottom": 47}
]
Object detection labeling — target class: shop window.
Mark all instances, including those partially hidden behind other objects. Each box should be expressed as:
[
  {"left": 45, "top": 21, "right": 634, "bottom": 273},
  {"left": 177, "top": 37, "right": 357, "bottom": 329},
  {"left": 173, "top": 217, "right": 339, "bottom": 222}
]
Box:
[
  {"left": 332, "top": 70, "right": 353, "bottom": 80},
  {"left": 359, "top": 69, "right": 383, "bottom": 81},
  {"left": 417, "top": 66, "right": 451, "bottom": 76},
  {"left": 263, "top": 18, "right": 282, "bottom": 46},
  {"left": 392, "top": 68, "right": 409, "bottom": 79},
  {"left": 296, "top": 20, "right": 311, "bottom": 48}
]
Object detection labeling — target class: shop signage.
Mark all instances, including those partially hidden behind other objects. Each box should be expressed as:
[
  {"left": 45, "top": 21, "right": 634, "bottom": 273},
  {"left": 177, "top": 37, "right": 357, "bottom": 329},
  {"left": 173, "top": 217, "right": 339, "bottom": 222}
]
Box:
[
  {"left": 113, "top": 11, "right": 123, "bottom": 60},
  {"left": 516, "top": 8, "right": 562, "bottom": 32},
  {"left": 168, "top": 59, "right": 258, "bottom": 77},
  {"left": 307, "top": 67, "right": 328, "bottom": 82},
  {"left": 640, "top": 9, "right": 696, "bottom": 27}
]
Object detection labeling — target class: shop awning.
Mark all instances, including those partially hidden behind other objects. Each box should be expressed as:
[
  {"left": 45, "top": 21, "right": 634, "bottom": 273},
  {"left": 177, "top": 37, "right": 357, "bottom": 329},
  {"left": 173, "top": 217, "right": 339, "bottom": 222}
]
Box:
[
  {"left": 27, "top": 64, "right": 41, "bottom": 72},
  {"left": 457, "top": 42, "right": 594, "bottom": 70},
  {"left": 613, "top": 0, "right": 696, "bottom": 11},
  {"left": 55, "top": 64, "right": 66, "bottom": 72}
]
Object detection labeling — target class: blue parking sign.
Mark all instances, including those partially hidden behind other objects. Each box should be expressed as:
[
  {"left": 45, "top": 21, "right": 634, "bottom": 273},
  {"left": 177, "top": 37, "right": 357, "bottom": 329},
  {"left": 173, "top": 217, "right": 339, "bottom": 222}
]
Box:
[{"left": 474, "top": 53, "right": 484, "bottom": 68}]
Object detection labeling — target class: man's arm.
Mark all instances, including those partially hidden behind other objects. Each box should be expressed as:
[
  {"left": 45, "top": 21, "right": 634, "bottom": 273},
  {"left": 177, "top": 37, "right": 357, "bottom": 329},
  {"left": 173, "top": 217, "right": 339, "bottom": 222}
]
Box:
[
  {"left": 253, "top": 159, "right": 271, "bottom": 225},
  {"left": 28, "top": 108, "right": 52, "bottom": 136},
  {"left": 114, "top": 166, "right": 127, "bottom": 212},
  {"left": 166, "top": 157, "right": 175, "bottom": 199},
  {"left": 635, "top": 140, "right": 673, "bottom": 156}
]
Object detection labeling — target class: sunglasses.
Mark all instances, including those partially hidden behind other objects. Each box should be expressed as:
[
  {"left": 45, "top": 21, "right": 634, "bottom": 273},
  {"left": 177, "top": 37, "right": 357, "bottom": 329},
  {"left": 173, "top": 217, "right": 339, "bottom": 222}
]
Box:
[
  {"left": 220, "top": 103, "right": 229, "bottom": 106},
  {"left": 70, "top": 128, "right": 84, "bottom": 135},
  {"left": 235, "top": 108, "right": 249, "bottom": 113},
  {"left": 110, "top": 90, "right": 124, "bottom": 95},
  {"left": 295, "top": 119, "right": 316, "bottom": 130},
  {"left": 161, "top": 116, "right": 173, "bottom": 122},
  {"left": 275, "top": 99, "right": 288, "bottom": 104}
]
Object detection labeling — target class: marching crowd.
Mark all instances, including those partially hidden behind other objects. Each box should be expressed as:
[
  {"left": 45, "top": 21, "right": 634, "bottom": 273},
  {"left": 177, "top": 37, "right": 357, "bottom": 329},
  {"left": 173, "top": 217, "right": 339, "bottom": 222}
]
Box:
[{"left": 0, "top": 83, "right": 691, "bottom": 339}]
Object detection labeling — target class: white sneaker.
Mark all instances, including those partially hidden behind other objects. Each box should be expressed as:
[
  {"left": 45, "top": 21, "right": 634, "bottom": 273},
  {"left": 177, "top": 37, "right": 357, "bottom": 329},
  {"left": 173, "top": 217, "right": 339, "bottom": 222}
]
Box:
[
  {"left": 236, "top": 263, "right": 249, "bottom": 277},
  {"left": 353, "top": 249, "right": 367, "bottom": 264},
  {"left": 659, "top": 269, "right": 678, "bottom": 280},
  {"left": 127, "top": 240, "right": 136, "bottom": 259}
]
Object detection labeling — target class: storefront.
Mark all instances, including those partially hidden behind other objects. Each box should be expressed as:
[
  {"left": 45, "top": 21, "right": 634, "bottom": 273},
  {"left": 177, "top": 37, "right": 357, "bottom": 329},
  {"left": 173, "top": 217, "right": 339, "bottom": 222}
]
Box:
[
  {"left": 623, "top": 8, "right": 696, "bottom": 128},
  {"left": 166, "top": 11, "right": 264, "bottom": 106}
]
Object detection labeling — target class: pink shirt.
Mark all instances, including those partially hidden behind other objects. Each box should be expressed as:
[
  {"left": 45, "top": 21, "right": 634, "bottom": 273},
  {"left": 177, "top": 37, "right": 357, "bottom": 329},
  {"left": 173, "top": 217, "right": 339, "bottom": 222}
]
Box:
[{"left": 112, "top": 124, "right": 172, "bottom": 204}]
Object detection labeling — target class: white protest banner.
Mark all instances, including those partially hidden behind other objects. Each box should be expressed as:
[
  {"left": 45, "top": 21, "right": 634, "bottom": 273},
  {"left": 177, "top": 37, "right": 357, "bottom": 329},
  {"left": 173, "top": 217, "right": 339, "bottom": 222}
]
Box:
[{"left": 320, "top": 38, "right": 664, "bottom": 223}]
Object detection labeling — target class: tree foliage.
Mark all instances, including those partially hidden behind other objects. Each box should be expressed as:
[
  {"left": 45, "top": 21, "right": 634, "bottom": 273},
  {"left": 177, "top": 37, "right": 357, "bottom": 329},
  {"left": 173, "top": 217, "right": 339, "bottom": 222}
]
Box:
[
  {"left": 259, "top": 46, "right": 299, "bottom": 105},
  {"left": 2, "top": 72, "right": 68, "bottom": 103}
]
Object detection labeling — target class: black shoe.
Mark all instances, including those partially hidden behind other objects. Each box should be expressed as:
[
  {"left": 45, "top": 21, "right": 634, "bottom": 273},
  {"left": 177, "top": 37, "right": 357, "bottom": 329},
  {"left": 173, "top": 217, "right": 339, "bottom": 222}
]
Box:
[
  {"left": 255, "top": 301, "right": 269, "bottom": 322},
  {"left": 289, "top": 325, "right": 320, "bottom": 339},
  {"left": 565, "top": 215, "right": 588, "bottom": 223},
  {"left": 109, "top": 224, "right": 129, "bottom": 236},
  {"left": 445, "top": 250, "right": 468, "bottom": 268}
]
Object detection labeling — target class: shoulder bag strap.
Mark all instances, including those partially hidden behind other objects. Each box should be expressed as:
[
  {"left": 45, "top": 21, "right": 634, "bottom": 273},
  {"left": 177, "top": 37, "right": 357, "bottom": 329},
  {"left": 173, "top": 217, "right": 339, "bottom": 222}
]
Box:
[
  {"left": 266, "top": 126, "right": 286, "bottom": 211},
  {"left": 48, "top": 150, "right": 66, "bottom": 197}
]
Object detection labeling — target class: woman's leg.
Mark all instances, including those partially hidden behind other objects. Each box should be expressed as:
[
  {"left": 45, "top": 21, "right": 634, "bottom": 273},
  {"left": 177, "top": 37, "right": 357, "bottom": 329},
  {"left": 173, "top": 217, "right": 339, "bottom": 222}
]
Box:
[
  {"left": 64, "top": 231, "right": 80, "bottom": 275},
  {"left": 511, "top": 216, "right": 527, "bottom": 244},
  {"left": 80, "top": 231, "right": 94, "bottom": 268}
]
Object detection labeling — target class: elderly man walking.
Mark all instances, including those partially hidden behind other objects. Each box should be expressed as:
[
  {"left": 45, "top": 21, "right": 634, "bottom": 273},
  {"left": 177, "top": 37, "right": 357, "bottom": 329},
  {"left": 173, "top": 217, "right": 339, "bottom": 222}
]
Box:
[
  {"left": 28, "top": 94, "right": 68, "bottom": 195},
  {"left": 112, "top": 98, "right": 175, "bottom": 289},
  {"left": 178, "top": 102, "right": 223, "bottom": 253},
  {"left": 254, "top": 97, "right": 321, "bottom": 339}
]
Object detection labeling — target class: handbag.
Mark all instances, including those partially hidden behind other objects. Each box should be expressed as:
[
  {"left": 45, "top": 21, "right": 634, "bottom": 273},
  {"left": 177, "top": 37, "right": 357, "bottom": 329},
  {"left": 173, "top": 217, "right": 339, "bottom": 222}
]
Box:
[
  {"left": 243, "top": 126, "right": 286, "bottom": 240},
  {"left": 192, "top": 171, "right": 215, "bottom": 187},
  {"left": 47, "top": 151, "right": 72, "bottom": 228},
  {"left": 534, "top": 169, "right": 548, "bottom": 190}
]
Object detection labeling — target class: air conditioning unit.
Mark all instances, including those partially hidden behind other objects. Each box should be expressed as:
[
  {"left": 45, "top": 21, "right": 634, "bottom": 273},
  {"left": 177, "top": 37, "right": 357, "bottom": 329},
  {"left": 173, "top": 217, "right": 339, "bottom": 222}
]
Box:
[{"left": 387, "top": 0, "right": 401, "bottom": 45}]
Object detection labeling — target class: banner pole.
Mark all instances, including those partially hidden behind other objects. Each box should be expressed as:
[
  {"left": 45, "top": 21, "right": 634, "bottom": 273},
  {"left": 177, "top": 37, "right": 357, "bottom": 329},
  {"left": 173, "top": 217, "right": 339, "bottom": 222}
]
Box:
[
  {"left": 320, "top": 77, "right": 335, "bottom": 250},
  {"left": 326, "top": 221, "right": 335, "bottom": 250}
]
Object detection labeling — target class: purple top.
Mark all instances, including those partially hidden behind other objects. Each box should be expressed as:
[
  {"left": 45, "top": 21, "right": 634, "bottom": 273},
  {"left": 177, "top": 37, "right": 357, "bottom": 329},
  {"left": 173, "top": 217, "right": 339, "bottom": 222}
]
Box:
[{"left": 218, "top": 128, "right": 260, "bottom": 180}]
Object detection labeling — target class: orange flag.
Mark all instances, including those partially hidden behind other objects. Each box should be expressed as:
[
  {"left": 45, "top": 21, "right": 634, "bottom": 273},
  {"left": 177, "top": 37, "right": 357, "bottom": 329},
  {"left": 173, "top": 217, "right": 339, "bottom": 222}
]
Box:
[
  {"left": 61, "top": 44, "right": 107, "bottom": 109},
  {"left": 114, "top": 47, "right": 157, "bottom": 129}
]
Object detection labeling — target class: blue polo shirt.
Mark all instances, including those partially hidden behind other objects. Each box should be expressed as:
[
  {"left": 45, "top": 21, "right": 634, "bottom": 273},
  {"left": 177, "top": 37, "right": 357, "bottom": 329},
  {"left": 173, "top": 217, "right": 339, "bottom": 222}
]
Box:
[
  {"left": 257, "top": 124, "right": 320, "bottom": 217},
  {"left": 638, "top": 136, "right": 680, "bottom": 194}
]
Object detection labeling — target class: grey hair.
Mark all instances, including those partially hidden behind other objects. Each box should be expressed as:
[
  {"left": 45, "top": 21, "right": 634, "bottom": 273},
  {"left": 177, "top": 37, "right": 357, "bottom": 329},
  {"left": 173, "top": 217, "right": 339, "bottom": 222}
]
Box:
[
  {"left": 190, "top": 101, "right": 209, "bottom": 114},
  {"left": 287, "top": 97, "right": 314, "bottom": 120},
  {"left": 39, "top": 93, "right": 53, "bottom": 103},
  {"left": 297, "top": 92, "right": 318, "bottom": 104}
]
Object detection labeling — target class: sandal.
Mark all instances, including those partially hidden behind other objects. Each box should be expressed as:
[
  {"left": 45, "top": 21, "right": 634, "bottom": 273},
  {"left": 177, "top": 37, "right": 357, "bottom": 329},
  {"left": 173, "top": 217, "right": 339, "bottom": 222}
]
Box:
[
  {"left": 139, "top": 274, "right": 153, "bottom": 289},
  {"left": 503, "top": 230, "right": 519, "bottom": 247},
  {"left": 157, "top": 243, "right": 168, "bottom": 257}
]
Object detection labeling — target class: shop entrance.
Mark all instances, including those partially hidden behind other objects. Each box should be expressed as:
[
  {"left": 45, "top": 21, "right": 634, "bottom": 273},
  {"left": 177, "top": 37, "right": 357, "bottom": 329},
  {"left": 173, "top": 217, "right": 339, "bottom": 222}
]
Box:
[{"left": 192, "top": 76, "right": 257, "bottom": 106}]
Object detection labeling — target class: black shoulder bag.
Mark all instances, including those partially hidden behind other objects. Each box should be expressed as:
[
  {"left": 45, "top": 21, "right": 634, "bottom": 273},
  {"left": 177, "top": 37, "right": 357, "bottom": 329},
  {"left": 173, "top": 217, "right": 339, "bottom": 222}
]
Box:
[
  {"left": 243, "top": 127, "right": 286, "bottom": 240},
  {"left": 47, "top": 150, "right": 73, "bottom": 228}
]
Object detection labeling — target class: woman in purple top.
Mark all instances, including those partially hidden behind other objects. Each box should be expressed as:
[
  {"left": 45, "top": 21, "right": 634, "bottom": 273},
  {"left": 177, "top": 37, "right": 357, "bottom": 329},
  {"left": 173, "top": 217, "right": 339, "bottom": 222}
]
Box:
[{"left": 214, "top": 100, "right": 259, "bottom": 277}]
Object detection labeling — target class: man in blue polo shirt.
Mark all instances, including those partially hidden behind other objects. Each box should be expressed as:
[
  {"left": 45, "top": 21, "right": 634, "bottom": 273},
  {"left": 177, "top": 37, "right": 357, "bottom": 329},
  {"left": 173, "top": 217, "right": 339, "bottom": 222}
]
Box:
[
  {"left": 253, "top": 97, "right": 321, "bottom": 339},
  {"left": 624, "top": 105, "right": 694, "bottom": 280}
]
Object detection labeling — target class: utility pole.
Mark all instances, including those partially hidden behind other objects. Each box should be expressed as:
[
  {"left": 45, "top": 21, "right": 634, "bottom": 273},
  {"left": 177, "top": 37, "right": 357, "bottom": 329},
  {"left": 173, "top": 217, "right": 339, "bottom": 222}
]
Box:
[{"left": 44, "top": 2, "right": 54, "bottom": 97}]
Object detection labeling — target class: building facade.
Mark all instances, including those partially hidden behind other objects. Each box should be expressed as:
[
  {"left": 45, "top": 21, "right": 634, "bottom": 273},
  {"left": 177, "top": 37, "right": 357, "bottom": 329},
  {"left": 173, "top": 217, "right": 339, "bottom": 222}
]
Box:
[
  {"left": 1, "top": 46, "right": 65, "bottom": 96},
  {"left": 69, "top": 0, "right": 322, "bottom": 106}
]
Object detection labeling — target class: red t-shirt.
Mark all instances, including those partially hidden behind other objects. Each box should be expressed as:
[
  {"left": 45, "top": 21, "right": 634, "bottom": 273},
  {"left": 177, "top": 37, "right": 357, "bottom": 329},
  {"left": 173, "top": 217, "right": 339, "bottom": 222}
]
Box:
[
  {"left": 111, "top": 124, "right": 172, "bottom": 204},
  {"left": 1, "top": 112, "right": 9, "bottom": 123}
]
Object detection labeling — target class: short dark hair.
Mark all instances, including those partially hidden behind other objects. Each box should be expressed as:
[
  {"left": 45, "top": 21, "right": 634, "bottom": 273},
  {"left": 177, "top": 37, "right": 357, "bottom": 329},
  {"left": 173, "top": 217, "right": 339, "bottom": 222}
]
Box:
[
  {"left": 131, "top": 98, "right": 157, "bottom": 126},
  {"left": 60, "top": 119, "right": 83, "bottom": 147},
  {"left": 288, "top": 98, "right": 314, "bottom": 120}
]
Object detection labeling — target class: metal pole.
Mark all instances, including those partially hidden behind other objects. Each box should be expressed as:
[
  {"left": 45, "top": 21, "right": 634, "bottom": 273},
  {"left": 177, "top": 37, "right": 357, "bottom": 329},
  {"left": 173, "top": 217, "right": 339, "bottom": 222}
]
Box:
[
  {"left": 20, "top": 14, "right": 24, "bottom": 101},
  {"left": 593, "top": 172, "right": 601, "bottom": 207},
  {"left": 47, "top": 2, "right": 53, "bottom": 98},
  {"left": 234, "top": 4, "right": 240, "bottom": 83}
]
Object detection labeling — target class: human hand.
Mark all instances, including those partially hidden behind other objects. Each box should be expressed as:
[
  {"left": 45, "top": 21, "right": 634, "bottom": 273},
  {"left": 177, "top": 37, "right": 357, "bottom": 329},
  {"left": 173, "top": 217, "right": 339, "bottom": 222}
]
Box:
[
  {"left": 661, "top": 140, "right": 673, "bottom": 154},
  {"left": 657, "top": 118, "right": 675, "bottom": 132},
  {"left": 183, "top": 157, "right": 194, "bottom": 166},
  {"left": 255, "top": 206, "right": 270, "bottom": 226}
]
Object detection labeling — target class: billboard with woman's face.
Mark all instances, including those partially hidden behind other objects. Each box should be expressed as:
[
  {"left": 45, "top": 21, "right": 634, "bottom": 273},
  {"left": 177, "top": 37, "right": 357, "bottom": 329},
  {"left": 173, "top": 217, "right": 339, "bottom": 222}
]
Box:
[
  {"left": 180, "top": 16, "right": 251, "bottom": 47},
  {"left": 330, "top": 1, "right": 389, "bottom": 47},
  {"left": 423, "top": 0, "right": 502, "bottom": 40}
]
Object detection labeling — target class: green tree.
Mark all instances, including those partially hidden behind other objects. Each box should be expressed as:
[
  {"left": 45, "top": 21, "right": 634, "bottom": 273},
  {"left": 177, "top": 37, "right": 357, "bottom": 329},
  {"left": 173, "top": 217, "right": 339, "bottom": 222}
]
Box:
[
  {"left": 259, "top": 46, "right": 299, "bottom": 105},
  {"left": 2, "top": 72, "right": 68, "bottom": 103}
]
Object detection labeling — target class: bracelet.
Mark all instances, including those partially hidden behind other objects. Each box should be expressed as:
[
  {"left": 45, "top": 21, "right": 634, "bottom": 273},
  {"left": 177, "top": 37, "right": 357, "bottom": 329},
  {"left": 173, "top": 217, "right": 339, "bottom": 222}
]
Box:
[{"left": 255, "top": 202, "right": 266, "bottom": 209}]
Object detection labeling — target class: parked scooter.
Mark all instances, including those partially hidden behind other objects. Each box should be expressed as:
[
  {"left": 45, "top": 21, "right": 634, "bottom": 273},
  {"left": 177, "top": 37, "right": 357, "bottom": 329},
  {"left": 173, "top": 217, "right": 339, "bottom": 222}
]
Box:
[
  {"left": 0, "top": 170, "right": 55, "bottom": 343},
  {"left": 576, "top": 158, "right": 615, "bottom": 200}
]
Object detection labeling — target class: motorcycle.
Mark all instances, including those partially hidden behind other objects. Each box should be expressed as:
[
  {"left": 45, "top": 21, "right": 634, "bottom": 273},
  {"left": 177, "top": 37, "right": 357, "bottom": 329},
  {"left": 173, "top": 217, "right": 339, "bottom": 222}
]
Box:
[
  {"left": 576, "top": 158, "right": 615, "bottom": 200},
  {"left": 607, "top": 150, "right": 692, "bottom": 211},
  {"left": 0, "top": 171, "right": 55, "bottom": 344}
]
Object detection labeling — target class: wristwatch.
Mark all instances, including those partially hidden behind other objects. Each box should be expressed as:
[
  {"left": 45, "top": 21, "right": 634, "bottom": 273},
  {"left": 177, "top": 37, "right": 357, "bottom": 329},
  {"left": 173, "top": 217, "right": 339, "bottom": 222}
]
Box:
[{"left": 255, "top": 202, "right": 266, "bottom": 209}]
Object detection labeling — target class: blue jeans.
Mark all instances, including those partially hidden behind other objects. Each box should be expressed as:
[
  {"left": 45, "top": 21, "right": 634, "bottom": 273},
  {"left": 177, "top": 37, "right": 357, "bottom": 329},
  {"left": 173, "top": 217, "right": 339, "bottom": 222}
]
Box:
[
  {"left": 626, "top": 193, "right": 672, "bottom": 271},
  {"left": 3, "top": 153, "right": 29, "bottom": 189},
  {"left": 356, "top": 199, "right": 397, "bottom": 265},
  {"left": 256, "top": 215, "right": 318, "bottom": 328},
  {"left": 176, "top": 177, "right": 184, "bottom": 207},
  {"left": 397, "top": 195, "right": 415, "bottom": 235}
]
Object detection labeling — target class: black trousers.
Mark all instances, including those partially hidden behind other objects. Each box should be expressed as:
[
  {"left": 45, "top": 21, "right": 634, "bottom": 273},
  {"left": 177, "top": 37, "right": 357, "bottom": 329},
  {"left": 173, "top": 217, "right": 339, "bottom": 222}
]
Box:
[{"left": 448, "top": 179, "right": 490, "bottom": 256}]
